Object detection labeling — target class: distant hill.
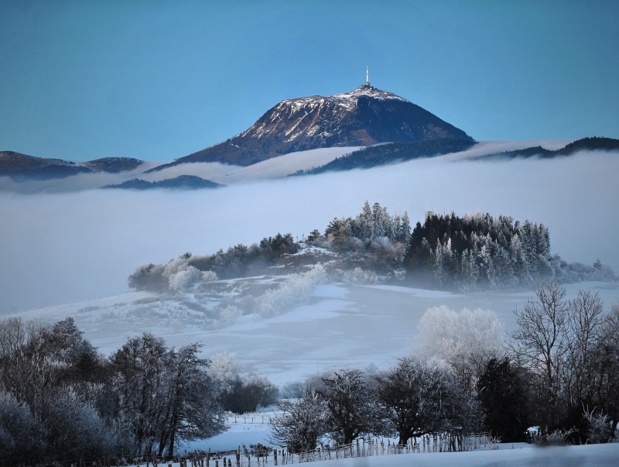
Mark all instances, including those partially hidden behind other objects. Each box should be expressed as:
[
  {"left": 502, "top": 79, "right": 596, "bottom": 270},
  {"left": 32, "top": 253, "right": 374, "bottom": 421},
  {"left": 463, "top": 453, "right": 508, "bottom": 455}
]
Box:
[
  {"left": 149, "top": 83, "right": 474, "bottom": 170},
  {"left": 103, "top": 175, "right": 222, "bottom": 190},
  {"left": 0, "top": 151, "right": 92, "bottom": 179},
  {"left": 289, "top": 136, "right": 619, "bottom": 176},
  {"left": 82, "top": 157, "right": 144, "bottom": 173},
  {"left": 473, "top": 137, "right": 619, "bottom": 161},
  {"left": 0, "top": 151, "right": 144, "bottom": 180},
  {"left": 555, "top": 136, "right": 619, "bottom": 156}
]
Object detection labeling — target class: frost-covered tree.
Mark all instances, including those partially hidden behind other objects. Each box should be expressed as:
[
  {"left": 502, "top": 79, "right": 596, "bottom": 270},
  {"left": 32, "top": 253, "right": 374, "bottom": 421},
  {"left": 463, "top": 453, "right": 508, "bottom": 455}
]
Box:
[
  {"left": 0, "top": 317, "right": 29, "bottom": 358},
  {"left": 110, "top": 333, "right": 170, "bottom": 457},
  {"left": 318, "top": 369, "right": 385, "bottom": 445},
  {"left": 0, "top": 391, "right": 46, "bottom": 465},
  {"left": 128, "top": 257, "right": 217, "bottom": 293},
  {"left": 156, "top": 343, "right": 225, "bottom": 457},
  {"left": 376, "top": 357, "right": 478, "bottom": 446},
  {"left": 418, "top": 306, "right": 504, "bottom": 391},
  {"left": 269, "top": 388, "right": 327, "bottom": 453},
  {"left": 322, "top": 202, "right": 411, "bottom": 266},
  {"left": 207, "top": 351, "right": 243, "bottom": 394},
  {"left": 563, "top": 291, "right": 606, "bottom": 419},
  {"left": 110, "top": 333, "right": 224, "bottom": 457}
]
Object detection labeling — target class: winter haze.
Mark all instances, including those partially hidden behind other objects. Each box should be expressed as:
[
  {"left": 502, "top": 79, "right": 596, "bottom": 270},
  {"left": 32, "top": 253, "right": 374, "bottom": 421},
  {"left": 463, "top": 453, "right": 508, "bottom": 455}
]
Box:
[{"left": 2, "top": 144, "right": 618, "bottom": 313}]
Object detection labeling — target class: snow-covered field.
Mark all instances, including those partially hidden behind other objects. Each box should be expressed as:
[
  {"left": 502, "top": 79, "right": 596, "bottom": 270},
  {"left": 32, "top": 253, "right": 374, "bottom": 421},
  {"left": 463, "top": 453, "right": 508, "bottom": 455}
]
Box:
[{"left": 8, "top": 281, "right": 619, "bottom": 388}]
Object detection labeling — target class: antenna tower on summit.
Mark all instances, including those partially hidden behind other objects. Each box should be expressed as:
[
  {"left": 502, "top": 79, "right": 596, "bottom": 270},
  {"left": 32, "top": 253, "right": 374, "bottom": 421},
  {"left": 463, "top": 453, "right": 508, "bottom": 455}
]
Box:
[{"left": 366, "top": 66, "right": 370, "bottom": 86}]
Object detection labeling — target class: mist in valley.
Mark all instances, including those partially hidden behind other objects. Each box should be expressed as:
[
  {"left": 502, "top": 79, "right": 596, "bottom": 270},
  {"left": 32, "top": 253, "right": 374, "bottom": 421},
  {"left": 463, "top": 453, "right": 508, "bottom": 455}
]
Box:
[
  {"left": 2, "top": 148, "right": 618, "bottom": 313},
  {"left": 2, "top": 147, "right": 619, "bottom": 377}
]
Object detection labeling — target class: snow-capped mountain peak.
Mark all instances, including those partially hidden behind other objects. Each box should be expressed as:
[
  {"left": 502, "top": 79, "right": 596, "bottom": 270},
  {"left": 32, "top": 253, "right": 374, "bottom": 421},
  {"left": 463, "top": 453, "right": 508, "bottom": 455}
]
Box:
[
  {"left": 331, "top": 84, "right": 410, "bottom": 105},
  {"left": 152, "top": 84, "right": 473, "bottom": 168}
]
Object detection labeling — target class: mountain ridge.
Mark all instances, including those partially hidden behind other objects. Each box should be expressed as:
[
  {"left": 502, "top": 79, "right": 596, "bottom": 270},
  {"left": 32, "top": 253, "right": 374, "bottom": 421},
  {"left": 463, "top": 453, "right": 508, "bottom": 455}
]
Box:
[{"left": 0, "top": 151, "right": 144, "bottom": 180}]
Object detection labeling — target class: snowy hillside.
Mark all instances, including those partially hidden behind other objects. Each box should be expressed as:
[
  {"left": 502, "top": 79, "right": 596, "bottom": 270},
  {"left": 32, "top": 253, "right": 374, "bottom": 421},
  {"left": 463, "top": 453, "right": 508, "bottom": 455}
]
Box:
[{"left": 8, "top": 280, "right": 619, "bottom": 388}]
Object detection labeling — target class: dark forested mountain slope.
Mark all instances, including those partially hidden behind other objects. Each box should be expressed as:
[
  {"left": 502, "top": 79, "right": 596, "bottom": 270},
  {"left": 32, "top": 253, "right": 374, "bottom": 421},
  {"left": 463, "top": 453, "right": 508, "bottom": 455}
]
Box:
[{"left": 294, "top": 139, "right": 476, "bottom": 175}]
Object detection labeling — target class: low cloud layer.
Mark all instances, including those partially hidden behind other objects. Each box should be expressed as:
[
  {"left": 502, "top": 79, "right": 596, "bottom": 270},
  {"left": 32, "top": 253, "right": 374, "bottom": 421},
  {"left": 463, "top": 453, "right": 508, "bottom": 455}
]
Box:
[{"left": 1, "top": 150, "right": 618, "bottom": 312}]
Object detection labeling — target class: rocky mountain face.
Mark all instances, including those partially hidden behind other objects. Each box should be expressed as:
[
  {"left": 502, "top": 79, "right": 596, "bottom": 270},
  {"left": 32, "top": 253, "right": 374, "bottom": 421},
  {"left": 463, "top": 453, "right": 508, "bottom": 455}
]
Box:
[{"left": 156, "top": 84, "right": 474, "bottom": 168}]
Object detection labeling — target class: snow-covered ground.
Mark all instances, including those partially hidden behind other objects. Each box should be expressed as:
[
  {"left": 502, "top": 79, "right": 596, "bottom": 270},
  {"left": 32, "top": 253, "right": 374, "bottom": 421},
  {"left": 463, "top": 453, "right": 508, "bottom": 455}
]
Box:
[
  {"left": 7, "top": 280, "right": 619, "bottom": 388},
  {"left": 294, "top": 443, "right": 619, "bottom": 467},
  {"left": 170, "top": 415, "right": 619, "bottom": 467}
]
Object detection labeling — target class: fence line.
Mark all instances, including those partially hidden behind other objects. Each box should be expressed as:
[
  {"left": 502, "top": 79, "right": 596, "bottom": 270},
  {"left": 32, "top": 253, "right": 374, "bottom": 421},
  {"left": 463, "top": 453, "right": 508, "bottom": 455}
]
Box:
[
  {"left": 132, "top": 433, "right": 496, "bottom": 467},
  {"left": 64, "top": 433, "right": 496, "bottom": 466}
]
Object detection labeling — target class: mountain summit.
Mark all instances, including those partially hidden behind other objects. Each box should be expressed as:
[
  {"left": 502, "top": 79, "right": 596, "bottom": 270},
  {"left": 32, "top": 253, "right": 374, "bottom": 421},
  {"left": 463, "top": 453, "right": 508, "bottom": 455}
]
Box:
[{"left": 158, "top": 83, "right": 474, "bottom": 168}]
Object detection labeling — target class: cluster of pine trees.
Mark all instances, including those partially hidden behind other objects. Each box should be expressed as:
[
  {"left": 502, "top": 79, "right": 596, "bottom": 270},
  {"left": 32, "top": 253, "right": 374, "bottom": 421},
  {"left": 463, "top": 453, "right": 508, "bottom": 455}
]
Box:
[
  {"left": 404, "top": 212, "right": 552, "bottom": 289},
  {"left": 307, "top": 201, "right": 411, "bottom": 269},
  {"left": 403, "top": 212, "right": 614, "bottom": 289}
]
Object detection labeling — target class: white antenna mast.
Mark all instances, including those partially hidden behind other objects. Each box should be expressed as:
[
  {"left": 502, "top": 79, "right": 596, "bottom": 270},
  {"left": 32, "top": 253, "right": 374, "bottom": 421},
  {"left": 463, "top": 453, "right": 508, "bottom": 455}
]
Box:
[{"left": 366, "top": 66, "right": 370, "bottom": 86}]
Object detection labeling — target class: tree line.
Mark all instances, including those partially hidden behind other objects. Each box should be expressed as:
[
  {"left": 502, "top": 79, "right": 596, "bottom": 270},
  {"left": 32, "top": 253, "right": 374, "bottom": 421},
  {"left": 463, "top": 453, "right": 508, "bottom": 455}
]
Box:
[
  {"left": 269, "top": 283, "right": 619, "bottom": 452},
  {"left": 128, "top": 203, "right": 615, "bottom": 294},
  {"left": 271, "top": 361, "right": 479, "bottom": 454},
  {"left": 404, "top": 211, "right": 616, "bottom": 289},
  {"left": 0, "top": 319, "right": 276, "bottom": 465}
]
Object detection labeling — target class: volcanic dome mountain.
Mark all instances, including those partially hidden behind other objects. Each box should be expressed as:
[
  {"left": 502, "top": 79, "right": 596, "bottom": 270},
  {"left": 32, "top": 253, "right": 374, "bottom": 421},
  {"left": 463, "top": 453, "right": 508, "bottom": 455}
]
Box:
[{"left": 155, "top": 83, "right": 474, "bottom": 168}]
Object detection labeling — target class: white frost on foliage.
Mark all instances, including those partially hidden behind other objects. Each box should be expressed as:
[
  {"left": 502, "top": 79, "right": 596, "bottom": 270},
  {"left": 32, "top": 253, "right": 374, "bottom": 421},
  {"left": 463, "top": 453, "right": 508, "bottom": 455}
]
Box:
[
  {"left": 207, "top": 351, "right": 242, "bottom": 393},
  {"left": 418, "top": 305, "right": 505, "bottom": 366},
  {"left": 163, "top": 258, "right": 217, "bottom": 292},
  {"left": 337, "top": 267, "right": 378, "bottom": 285},
  {"left": 255, "top": 265, "right": 327, "bottom": 318}
]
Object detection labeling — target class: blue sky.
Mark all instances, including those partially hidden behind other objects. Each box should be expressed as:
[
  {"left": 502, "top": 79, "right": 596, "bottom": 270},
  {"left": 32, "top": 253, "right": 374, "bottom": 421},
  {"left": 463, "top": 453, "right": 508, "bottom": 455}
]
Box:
[{"left": 1, "top": 0, "right": 618, "bottom": 162}]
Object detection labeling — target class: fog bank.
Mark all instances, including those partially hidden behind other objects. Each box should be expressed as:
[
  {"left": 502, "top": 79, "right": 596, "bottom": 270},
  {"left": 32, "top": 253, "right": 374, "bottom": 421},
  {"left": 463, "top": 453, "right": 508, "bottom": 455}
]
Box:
[{"left": 1, "top": 150, "right": 618, "bottom": 312}]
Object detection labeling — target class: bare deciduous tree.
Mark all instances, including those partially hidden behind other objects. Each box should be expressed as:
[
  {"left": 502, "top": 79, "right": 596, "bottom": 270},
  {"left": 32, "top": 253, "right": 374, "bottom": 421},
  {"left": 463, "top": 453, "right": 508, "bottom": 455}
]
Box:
[{"left": 511, "top": 281, "right": 568, "bottom": 430}]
